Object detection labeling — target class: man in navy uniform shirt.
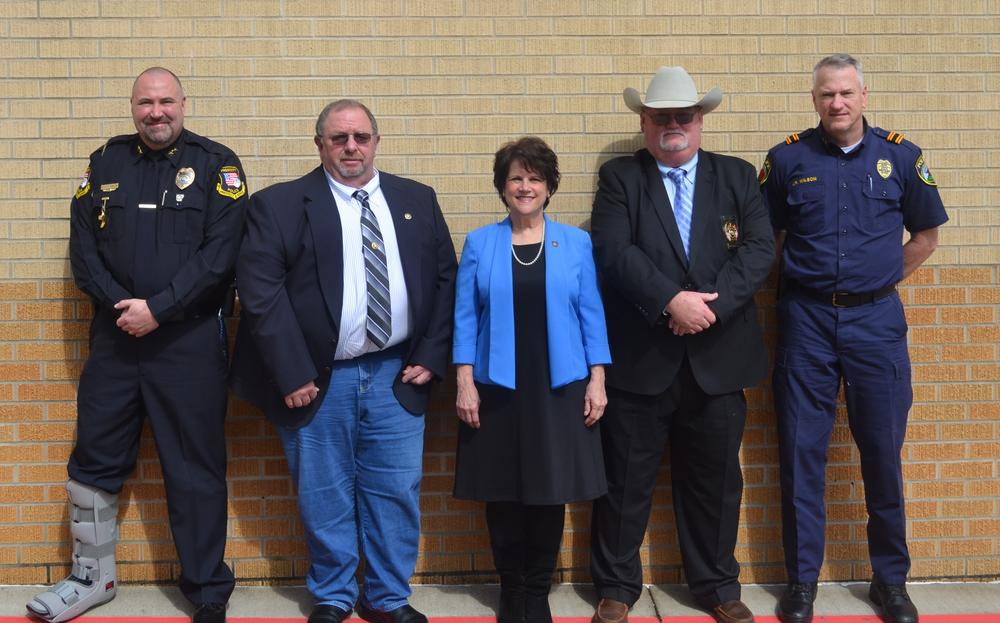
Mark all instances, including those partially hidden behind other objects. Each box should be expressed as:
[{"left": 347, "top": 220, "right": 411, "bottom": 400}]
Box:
[
  {"left": 760, "top": 54, "right": 947, "bottom": 623},
  {"left": 27, "top": 67, "right": 245, "bottom": 623}
]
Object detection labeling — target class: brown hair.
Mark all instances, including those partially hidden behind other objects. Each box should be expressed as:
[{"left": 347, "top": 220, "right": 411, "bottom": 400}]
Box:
[{"left": 492, "top": 136, "right": 560, "bottom": 208}]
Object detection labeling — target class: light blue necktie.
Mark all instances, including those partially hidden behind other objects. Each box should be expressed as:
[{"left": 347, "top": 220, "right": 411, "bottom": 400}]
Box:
[
  {"left": 354, "top": 189, "right": 391, "bottom": 348},
  {"left": 667, "top": 168, "right": 692, "bottom": 257}
]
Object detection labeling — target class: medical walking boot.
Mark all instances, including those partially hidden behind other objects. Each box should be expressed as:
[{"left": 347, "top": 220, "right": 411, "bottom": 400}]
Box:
[{"left": 27, "top": 480, "right": 119, "bottom": 622}]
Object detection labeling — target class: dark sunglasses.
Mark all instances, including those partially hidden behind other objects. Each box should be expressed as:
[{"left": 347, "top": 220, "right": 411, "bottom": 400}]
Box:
[
  {"left": 328, "top": 132, "right": 374, "bottom": 146},
  {"left": 645, "top": 110, "right": 698, "bottom": 126}
]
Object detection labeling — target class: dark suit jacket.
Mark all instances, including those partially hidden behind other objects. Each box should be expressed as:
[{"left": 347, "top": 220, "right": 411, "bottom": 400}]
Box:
[
  {"left": 230, "top": 167, "right": 457, "bottom": 427},
  {"left": 590, "top": 148, "right": 774, "bottom": 396}
]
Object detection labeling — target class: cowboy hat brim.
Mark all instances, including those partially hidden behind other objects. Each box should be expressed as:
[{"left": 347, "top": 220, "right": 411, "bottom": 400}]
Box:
[{"left": 623, "top": 85, "right": 723, "bottom": 115}]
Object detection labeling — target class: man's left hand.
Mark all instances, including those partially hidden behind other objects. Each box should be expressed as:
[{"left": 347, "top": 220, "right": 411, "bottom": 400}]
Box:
[
  {"left": 401, "top": 364, "right": 433, "bottom": 385},
  {"left": 114, "top": 299, "right": 160, "bottom": 337}
]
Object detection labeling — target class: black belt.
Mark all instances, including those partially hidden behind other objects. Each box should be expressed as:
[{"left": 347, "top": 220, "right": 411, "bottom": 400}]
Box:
[{"left": 790, "top": 282, "right": 897, "bottom": 308}]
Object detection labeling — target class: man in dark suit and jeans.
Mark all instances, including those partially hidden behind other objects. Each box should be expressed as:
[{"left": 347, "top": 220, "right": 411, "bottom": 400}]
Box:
[
  {"left": 230, "top": 99, "right": 456, "bottom": 623},
  {"left": 589, "top": 67, "right": 774, "bottom": 623}
]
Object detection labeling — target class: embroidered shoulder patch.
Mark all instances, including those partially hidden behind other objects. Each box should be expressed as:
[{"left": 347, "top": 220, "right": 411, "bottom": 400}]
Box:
[
  {"left": 758, "top": 156, "right": 772, "bottom": 186},
  {"left": 216, "top": 165, "right": 246, "bottom": 199},
  {"left": 74, "top": 166, "right": 91, "bottom": 200},
  {"left": 914, "top": 153, "right": 936, "bottom": 186}
]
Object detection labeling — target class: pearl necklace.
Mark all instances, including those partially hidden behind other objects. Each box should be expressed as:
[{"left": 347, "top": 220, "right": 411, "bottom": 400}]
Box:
[{"left": 511, "top": 221, "right": 545, "bottom": 267}]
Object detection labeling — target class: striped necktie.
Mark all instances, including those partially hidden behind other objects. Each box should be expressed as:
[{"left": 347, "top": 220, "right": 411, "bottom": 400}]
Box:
[
  {"left": 667, "top": 168, "right": 692, "bottom": 257},
  {"left": 353, "top": 189, "right": 391, "bottom": 348}
]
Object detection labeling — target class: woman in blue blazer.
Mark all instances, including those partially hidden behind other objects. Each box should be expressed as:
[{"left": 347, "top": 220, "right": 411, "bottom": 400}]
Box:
[{"left": 453, "top": 137, "right": 612, "bottom": 623}]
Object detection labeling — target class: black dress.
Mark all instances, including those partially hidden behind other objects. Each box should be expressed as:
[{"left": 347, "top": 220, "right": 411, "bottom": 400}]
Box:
[{"left": 453, "top": 242, "right": 608, "bottom": 505}]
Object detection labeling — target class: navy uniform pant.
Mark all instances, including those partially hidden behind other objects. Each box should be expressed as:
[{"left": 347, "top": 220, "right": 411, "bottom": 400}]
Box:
[
  {"left": 68, "top": 310, "right": 235, "bottom": 606},
  {"left": 773, "top": 292, "right": 912, "bottom": 585}
]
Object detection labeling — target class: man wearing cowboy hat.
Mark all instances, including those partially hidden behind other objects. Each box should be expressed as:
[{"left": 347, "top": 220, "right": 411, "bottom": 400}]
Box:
[{"left": 589, "top": 66, "right": 774, "bottom": 623}]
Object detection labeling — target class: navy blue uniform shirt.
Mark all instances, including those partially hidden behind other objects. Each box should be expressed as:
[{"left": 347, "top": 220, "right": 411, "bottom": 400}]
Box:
[
  {"left": 70, "top": 129, "right": 247, "bottom": 323},
  {"left": 760, "top": 121, "right": 947, "bottom": 293}
]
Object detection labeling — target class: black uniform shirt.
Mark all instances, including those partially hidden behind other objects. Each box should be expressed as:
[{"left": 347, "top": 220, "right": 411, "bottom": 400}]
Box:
[{"left": 69, "top": 129, "right": 248, "bottom": 323}]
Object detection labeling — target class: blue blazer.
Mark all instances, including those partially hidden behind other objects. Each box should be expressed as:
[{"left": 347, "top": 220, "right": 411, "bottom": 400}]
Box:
[{"left": 453, "top": 215, "right": 611, "bottom": 390}]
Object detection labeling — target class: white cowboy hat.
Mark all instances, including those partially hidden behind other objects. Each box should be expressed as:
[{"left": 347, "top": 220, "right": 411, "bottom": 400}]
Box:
[{"left": 623, "top": 66, "right": 723, "bottom": 114}]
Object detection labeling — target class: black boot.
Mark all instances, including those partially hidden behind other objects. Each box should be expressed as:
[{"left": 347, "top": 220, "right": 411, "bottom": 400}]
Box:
[
  {"left": 497, "top": 586, "right": 526, "bottom": 623},
  {"left": 487, "top": 502, "right": 527, "bottom": 623},
  {"left": 523, "top": 593, "right": 552, "bottom": 623},
  {"left": 521, "top": 504, "right": 565, "bottom": 623}
]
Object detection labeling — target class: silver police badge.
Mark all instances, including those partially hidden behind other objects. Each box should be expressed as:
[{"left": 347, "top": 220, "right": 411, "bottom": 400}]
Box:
[{"left": 176, "top": 167, "right": 195, "bottom": 190}]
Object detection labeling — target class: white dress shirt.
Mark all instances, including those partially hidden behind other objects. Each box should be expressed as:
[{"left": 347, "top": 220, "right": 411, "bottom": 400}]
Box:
[{"left": 324, "top": 169, "right": 411, "bottom": 359}]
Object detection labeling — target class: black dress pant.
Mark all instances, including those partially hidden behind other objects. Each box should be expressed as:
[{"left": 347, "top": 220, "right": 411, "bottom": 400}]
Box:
[
  {"left": 590, "top": 359, "right": 747, "bottom": 608},
  {"left": 68, "top": 312, "right": 234, "bottom": 606}
]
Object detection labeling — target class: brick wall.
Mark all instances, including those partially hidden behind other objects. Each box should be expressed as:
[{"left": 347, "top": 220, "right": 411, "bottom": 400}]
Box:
[{"left": 1, "top": 1, "right": 997, "bottom": 588}]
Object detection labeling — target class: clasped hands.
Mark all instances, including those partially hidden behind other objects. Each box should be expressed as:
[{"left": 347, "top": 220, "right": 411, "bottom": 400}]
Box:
[
  {"left": 114, "top": 299, "right": 159, "bottom": 337},
  {"left": 665, "top": 290, "right": 718, "bottom": 336}
]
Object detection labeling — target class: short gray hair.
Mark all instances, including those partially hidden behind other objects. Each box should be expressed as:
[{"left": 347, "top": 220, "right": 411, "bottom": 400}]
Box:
[
  {"left": 315, "top": 99, "right": 379, "bottom": 138},
  {"left": 813, "top": 54, "right": 864, "bottom": 88}
]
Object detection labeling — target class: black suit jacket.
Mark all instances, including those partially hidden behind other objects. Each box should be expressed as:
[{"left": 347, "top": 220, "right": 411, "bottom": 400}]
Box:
[
  {"left": 590, "top": 149, "right": 774, "bottom": 396},
  {"left": 230, "top": 167, "right": 457, "bottom": 427}
]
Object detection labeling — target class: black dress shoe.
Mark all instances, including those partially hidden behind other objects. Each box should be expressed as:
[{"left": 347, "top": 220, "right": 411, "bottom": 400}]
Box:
[
  {"left": 777, "top": 582, "right": 817, "bottom": 623},
  {"left": 192, "top": 603, "right": 226, "bottom": 623},
  {"left": 355, "top": 602, "right": 428, "bottom": 623},
  {"left": 307, "top": 604, "right": 350, "bottom": 623},
  {"left": 869, "top": 578, "right": 919, "bottom": 623}
]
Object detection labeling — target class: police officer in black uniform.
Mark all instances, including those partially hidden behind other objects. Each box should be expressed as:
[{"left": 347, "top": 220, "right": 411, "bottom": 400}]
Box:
[
  {"left": 27, "top": 67, "right": 247, "bottom": 623},
  {"left": 760, "top": 54, "right": 947, "bottom": 623}
]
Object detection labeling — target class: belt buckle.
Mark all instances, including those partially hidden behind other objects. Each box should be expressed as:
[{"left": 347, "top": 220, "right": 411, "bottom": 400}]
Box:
[{"left": 832, "top": 292, "right": 848, "bottom": 308}]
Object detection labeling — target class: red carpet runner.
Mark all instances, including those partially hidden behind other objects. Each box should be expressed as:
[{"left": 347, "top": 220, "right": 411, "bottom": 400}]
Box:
[{"left": 5, "top": 615, "right": 1000, "bottom": 622}]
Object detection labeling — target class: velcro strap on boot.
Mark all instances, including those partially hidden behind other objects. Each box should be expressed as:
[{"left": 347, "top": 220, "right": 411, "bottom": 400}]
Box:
[
  {"left": 71, "top": 507, "right": 94, "bottom": 523},
  {"left": 71, "top": 506, "right": 117, "bottom": 523},
  {"left": 52, "top": 580, "right": 81, "bottom": 605},
  {"left": 97, "top": 505, "right": 118, "bottom": 522},
  {"left": 77, "top": 541, "right": 116, "bottom": 559}
]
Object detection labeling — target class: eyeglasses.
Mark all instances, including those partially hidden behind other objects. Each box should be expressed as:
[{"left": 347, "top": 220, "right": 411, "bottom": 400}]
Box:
[
  {"left": 645, "top": 110, "right": 699, "bottom": 126},
  {"left": 327, "top": 132, "right": 375, "bottom": 146}
]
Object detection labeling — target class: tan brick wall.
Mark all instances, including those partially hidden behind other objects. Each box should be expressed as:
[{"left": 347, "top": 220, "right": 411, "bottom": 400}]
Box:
[{"left": 1, "top": 1, "right": 997, "bottom": 588}]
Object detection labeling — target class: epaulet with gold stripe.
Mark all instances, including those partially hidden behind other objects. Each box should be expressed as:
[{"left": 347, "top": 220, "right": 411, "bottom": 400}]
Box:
[
  {"left": 885, "top": 131, "right": 905, "bottom": 144},
  {"left": 783, "top": 133, "right": 801, "bottom": 145}
]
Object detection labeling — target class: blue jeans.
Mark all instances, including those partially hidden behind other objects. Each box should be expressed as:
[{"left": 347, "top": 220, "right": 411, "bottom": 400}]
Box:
[{"left": 278, "top": 348, "right": 424, "bottom": 612}]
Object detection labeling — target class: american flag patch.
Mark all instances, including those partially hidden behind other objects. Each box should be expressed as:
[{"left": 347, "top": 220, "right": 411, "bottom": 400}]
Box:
[{"left": 222, "top": 170, "right": 241, "bottom": 188}]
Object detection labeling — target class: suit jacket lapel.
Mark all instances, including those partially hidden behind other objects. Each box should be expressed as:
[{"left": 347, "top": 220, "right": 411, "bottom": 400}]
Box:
[
  {"left": 640, "top": 151, "right": 689, "bottom": 268},
  {"left": 687, "top": 150, "right": 715, "bottom": 266},
  {"left": 302, "top": 166, "right": 344, "bottom": 332}
]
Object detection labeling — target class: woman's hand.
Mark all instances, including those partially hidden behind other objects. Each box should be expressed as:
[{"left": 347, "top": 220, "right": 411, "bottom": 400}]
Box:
[
  {"left": 455, "top": 364, "right": 481, "bottom": 429},
  {"left": 583, "top": 365, "right": 607, "bottom": 427}
]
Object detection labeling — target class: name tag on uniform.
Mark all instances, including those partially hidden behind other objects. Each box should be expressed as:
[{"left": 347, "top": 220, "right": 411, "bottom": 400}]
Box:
[{"left": 138, "top": 203, "right": 157, "bottom": 210}]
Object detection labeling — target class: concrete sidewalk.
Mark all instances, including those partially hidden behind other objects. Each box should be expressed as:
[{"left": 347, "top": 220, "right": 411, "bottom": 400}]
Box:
[{"left": 3, "top": 582, "right": 1000, "bottom": 620}]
